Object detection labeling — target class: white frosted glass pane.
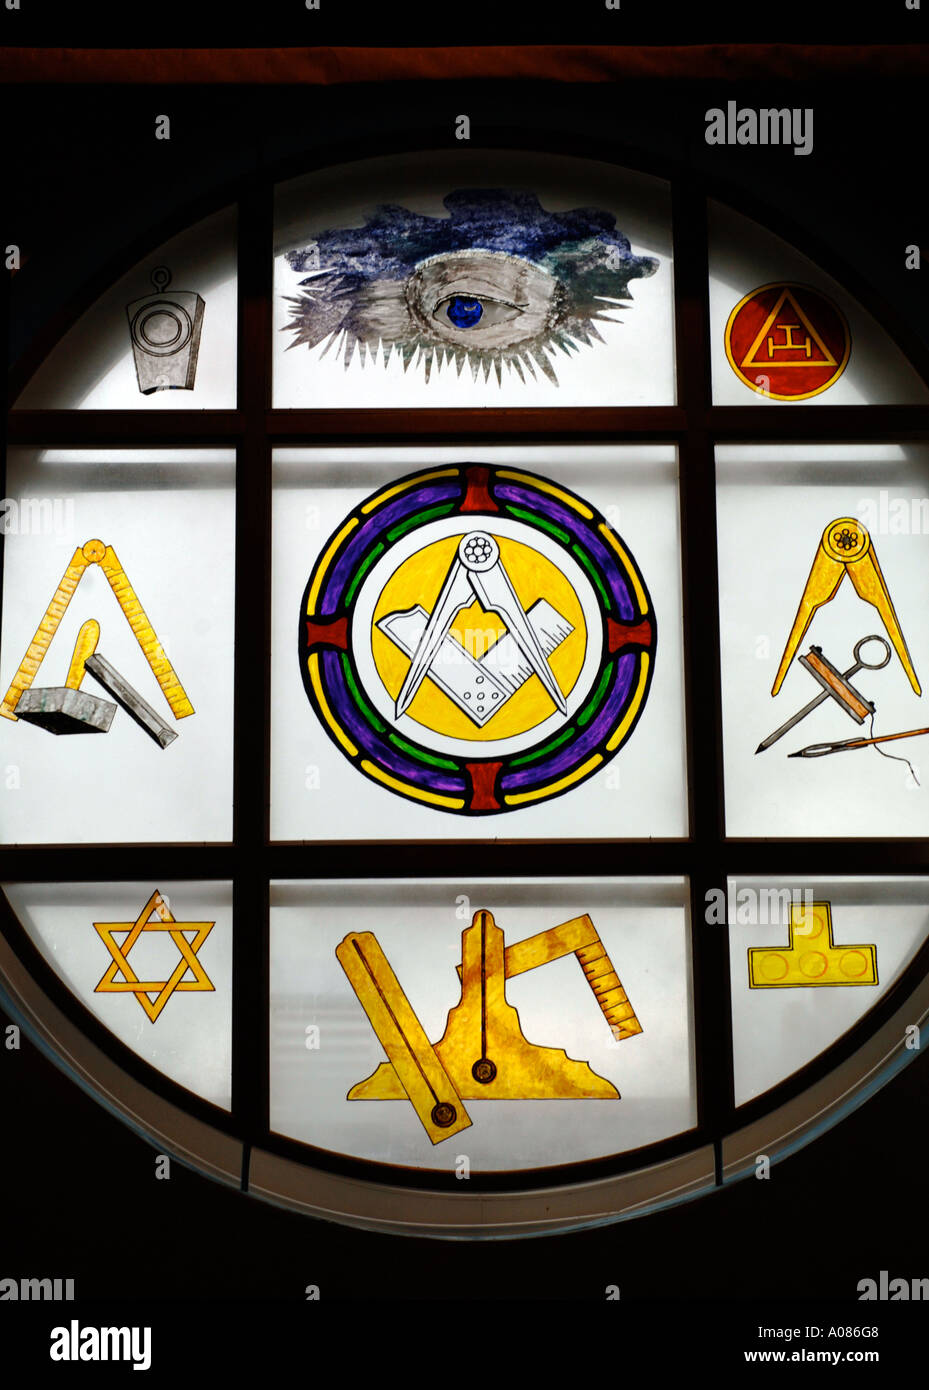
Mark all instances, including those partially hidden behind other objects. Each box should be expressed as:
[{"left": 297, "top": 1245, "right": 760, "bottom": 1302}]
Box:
[
  {"left": 270, "top": 878, "right": 695, "bottom": 1171},
  {"left": 271, "top": 445, "right": 687, "bottom": 840},
  {"left": 717, "top": 443, "right": 929, "bottom": 837},
  {"left": 274, "top": 151, "right": 675, "bottom": 407},
  {"left": 709, "top": 200, "right": 928, "bottom": 405},
  {"left": 15, "top": 207, "right": 237, "bottom": 410},
  {"left": 0, "top": 450, "right": 235, "bottom": 843},
  {"left": 728, "top": 876, "right": 929, "bottom": 1106},
  {"left": 5, "top": 880, "right": 233, "bottom": 1108}
]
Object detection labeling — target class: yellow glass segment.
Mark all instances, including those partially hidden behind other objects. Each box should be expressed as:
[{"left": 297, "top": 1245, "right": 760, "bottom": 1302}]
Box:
[{"left": 371, "top": 533, "right": 586, "bottom": 742}]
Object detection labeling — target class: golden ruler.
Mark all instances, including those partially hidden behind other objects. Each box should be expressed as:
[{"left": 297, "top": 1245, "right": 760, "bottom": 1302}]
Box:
[{"left": 1, "top": 539, "right": 194, "bottom": 722}]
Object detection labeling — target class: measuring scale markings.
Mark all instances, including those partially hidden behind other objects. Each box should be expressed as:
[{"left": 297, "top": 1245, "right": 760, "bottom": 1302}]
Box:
[
  {"left": 1, "top": 539, "right": 194, "bottom": 749},
  {"left": 377, "top": 599, "right": 573, "bottom": 728}
]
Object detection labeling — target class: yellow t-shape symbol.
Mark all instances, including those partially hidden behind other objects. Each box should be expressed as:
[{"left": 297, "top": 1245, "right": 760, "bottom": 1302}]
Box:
[
  {"left": 749, "top": 901, "right": 877, "bottom": 988},
  {"left": 767, "top": 323, "right": 812, "bottom": 357}
]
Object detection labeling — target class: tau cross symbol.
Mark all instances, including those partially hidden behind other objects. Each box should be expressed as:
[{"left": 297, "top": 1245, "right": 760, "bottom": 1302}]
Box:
[
  {"left": 740, "top": 288, "right": 839, "bottom": 371},
  {"left": 767, "top": 322, "right": 812, "bottom": 357}
]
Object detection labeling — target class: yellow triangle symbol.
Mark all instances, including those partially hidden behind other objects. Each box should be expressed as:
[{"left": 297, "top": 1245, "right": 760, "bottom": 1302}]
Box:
[
  {"left": 741, "top": 289, "right": 838, "bottom": 370},
  {"left": 0, "top": 539, "right": 194, "bottom": 721}
]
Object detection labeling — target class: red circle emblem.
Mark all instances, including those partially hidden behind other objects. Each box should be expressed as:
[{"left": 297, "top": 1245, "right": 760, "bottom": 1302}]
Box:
[{"left": 724, "top": 282, "right": 851, "bottom": 401}]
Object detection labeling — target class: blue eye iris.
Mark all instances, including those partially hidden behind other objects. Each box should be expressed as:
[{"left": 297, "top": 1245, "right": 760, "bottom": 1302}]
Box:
[{"left": 446, "top": 296, "right": 484, "bottom": 328}]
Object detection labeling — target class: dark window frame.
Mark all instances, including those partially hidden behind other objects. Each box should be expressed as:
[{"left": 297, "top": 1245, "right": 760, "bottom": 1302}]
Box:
[{"left": 2, "top": 129, "right": 929, "bottom": 1206}]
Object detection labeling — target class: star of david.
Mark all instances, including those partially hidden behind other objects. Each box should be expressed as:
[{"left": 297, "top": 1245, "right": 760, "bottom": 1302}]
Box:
[{"left": 93, "top": 890, "right": 215, "bottom": 1023}]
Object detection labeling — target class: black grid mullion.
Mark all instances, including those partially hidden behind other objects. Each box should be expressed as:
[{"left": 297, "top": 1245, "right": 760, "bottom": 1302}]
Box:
[
  {"left": 3, "top": 839, "right": 929, "bottom": 883},
  {"left": 8, "top": 403, "right": 929, "bottom": 447},
  {"left": 231, "top": 179, "right": 273, "bottom": 1164},
  {"left": 673, "top": 178, "right": 734, "bottom": 1170}
]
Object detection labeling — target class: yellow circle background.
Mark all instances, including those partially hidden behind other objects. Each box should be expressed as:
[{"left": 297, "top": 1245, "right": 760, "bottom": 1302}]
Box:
[{"left": 371, "top": 533, "right": 589, "bottom": 743}]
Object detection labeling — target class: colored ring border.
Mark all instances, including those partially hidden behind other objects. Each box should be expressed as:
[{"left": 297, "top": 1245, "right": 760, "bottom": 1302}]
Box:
[{"left": 299, "top": 464, "right": 657, "bottom": 815}]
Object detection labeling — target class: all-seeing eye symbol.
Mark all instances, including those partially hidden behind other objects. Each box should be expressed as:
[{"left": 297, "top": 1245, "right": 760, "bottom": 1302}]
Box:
[{"left": 282, "top": 189, "right": 659, "bottom": 386}]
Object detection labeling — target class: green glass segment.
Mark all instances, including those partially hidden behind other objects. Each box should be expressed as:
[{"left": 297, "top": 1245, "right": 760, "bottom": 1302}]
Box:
[
  {"left": 570, "top": 542, "right": 611, "bottom": 610},
  {"left": 509, "top": 725, "right": 576, "bottom": 767},
  {"left": 388, "top": 732, "right": 460, "bottom": 771},
  {"left": 343, "top": 541, "right": 385, "bottom": 608},
  {"left": 504, "top": 504, "right": 571, "bottom": 546},
  {"left": 577, "top": 663, "right": 614, "bottom": 727},
  {"left": 386, "top": 503, "right": 455, "bottom": 544},
  {"left": 341, "top": 655, "right": 386, "bottom": 734}
]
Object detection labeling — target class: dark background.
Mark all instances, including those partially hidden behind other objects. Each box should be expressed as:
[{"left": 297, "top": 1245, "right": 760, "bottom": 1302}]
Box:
[
  {"left": 2, "top": 3, "right": 928, "bottom": 1363},
  {"left": 1, "top": 0, "right": 928, "bottom": 48}
]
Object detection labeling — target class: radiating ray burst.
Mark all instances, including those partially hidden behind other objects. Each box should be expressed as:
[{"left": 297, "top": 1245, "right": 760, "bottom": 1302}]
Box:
[{"left": 283, "top": 189, "right": 659, "bottom": 387}]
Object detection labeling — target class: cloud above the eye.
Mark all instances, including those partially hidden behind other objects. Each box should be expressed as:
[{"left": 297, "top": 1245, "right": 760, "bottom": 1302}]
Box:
[{"left": 282, "top": 189, "right": 659, "bottom": 385}]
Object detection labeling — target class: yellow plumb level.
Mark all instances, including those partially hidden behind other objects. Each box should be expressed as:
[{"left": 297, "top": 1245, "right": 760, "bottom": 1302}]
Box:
[
  {"left": 342, "top": 909, "right": 638, "bottom": 1143},
  {"left": 748, "top": 901, "right": 878, "bottom": 988}
]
